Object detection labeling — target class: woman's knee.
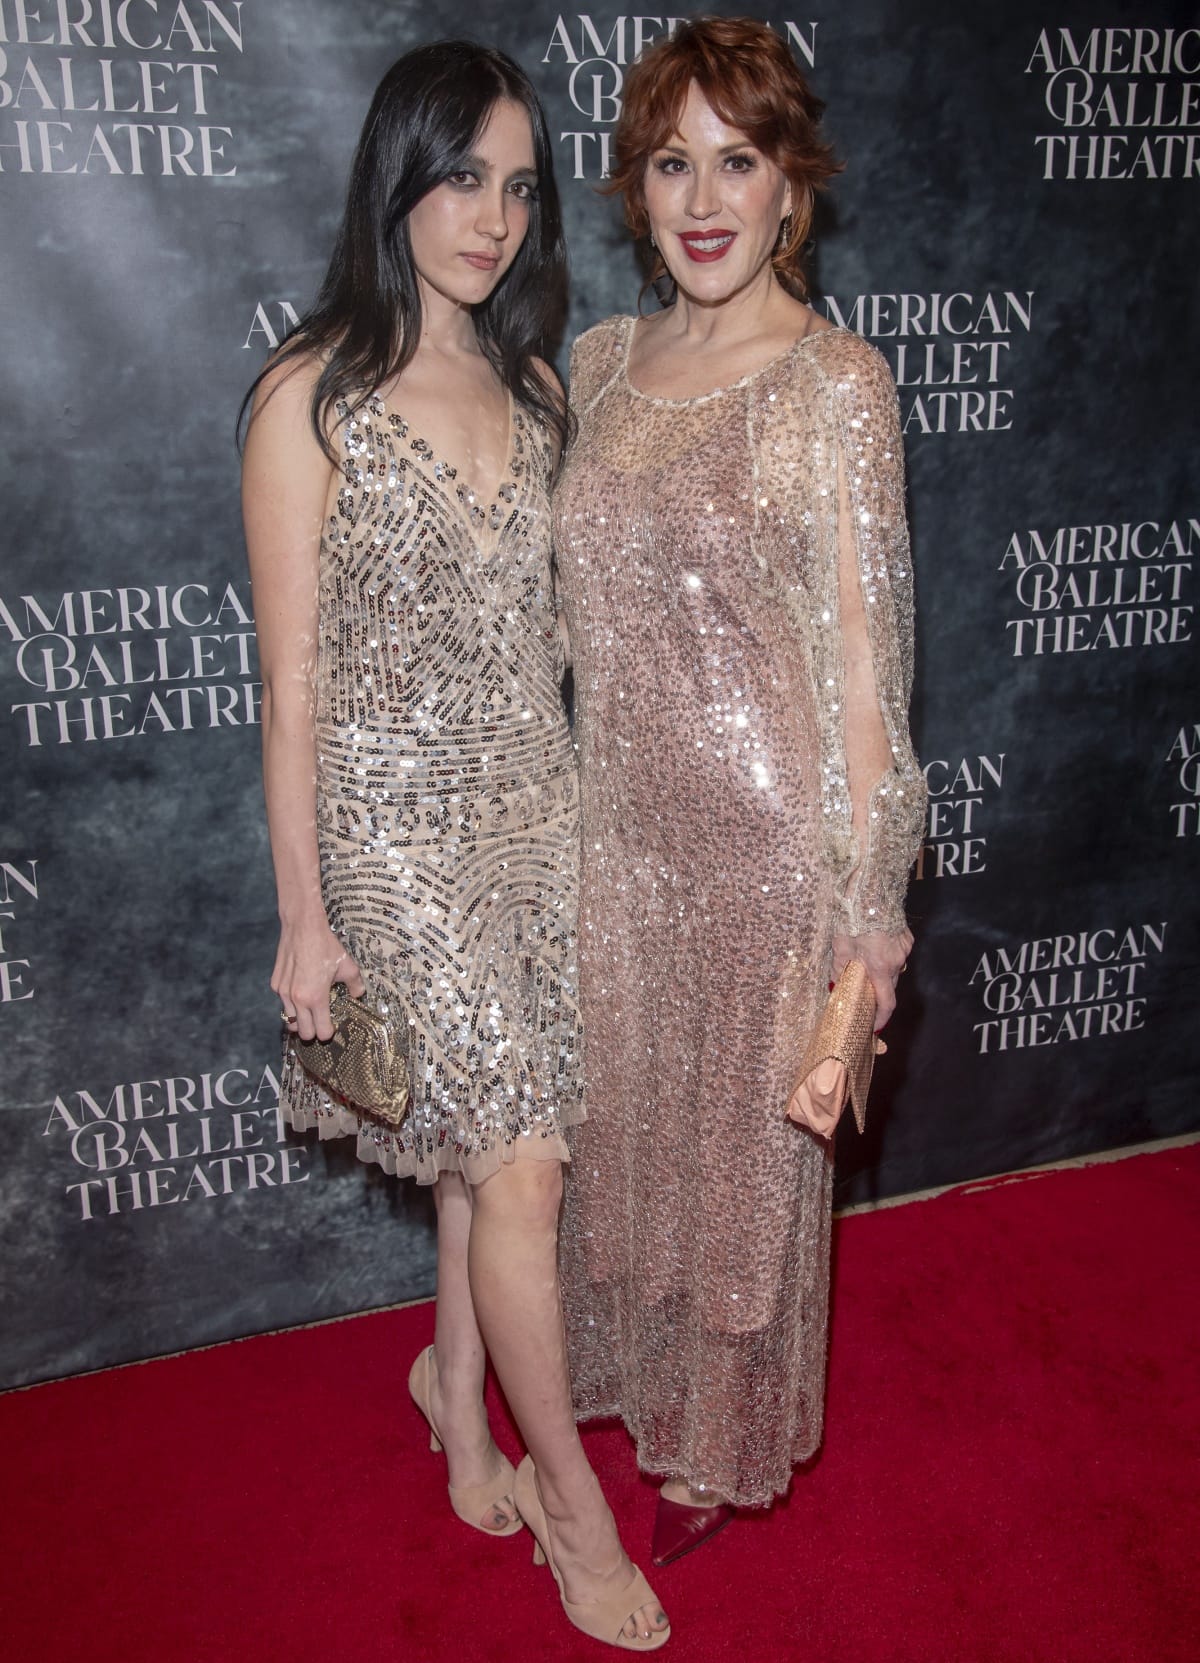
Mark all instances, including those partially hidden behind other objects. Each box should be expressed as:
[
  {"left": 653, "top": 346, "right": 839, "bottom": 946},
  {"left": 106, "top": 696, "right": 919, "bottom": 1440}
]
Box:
[
  {"left": 473, "top": 1158, "right": 564, "bottom": 1230},
  {"left": 434, "top": 1170, "right": 470, "bottom": 1210}
]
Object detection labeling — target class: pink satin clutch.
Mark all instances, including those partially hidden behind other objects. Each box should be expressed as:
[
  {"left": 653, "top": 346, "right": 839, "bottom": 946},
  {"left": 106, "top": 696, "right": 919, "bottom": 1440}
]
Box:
[{"left": 791, "top": 959, "right": 886, "bottom": 1135}]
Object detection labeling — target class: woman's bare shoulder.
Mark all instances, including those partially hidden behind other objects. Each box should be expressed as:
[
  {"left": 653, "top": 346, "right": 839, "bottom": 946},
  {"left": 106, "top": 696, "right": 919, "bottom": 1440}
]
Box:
[{"left": 245, "top": 346, "right": 328, "bottom": 442}]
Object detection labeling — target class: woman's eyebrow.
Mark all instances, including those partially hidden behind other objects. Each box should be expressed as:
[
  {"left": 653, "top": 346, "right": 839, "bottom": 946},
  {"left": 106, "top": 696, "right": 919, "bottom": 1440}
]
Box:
[
  {"left": 652, "top": 141, "right": 754, "bottom": 156},
  {"left": 456, "top": 152, "right": 537, "bottom": 180}
]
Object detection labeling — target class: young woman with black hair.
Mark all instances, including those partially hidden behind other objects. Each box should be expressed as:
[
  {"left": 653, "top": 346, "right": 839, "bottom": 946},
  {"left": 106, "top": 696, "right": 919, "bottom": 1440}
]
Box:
[{"left": 242, "top": 41, "right": 668, "bottom": 1652}]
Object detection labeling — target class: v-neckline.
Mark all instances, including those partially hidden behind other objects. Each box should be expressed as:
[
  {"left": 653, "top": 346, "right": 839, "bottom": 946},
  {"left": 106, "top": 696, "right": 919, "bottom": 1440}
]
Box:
[{"left": 373, "top": 389, "right": 519, "bottom": 517}]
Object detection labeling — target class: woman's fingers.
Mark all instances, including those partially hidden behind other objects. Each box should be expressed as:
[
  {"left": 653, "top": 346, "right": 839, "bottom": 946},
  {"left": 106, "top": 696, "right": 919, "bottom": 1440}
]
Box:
[
  {"left": 276, "top": 939, "right": 364, "bottom": 1041},
  {"left": 281, "top": 1006, "right": 329, "bottom": 1043},
  {"left": 338, "top": 951, "right": 367, "bottom": 1000},
  {"left": 835, "top": 930, "right": 913, "bottom": 1031},
  {"left": 870, "top": 974, "right": 897, "bottom": 1031},
  {"left": 865, "top": 951, "right": 901, "bottom": 1029}
]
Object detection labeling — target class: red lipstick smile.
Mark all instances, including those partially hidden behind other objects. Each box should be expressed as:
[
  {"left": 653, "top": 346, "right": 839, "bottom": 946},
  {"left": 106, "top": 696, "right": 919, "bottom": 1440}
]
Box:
[{"left": 678, "top": 230, "right": 736, "bottom": 262}]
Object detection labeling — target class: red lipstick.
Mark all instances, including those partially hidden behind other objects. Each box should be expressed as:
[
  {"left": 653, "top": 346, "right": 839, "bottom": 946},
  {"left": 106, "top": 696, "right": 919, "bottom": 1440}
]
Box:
[{"left": 678, "top": 230, "right": 737, "bottom": 262}]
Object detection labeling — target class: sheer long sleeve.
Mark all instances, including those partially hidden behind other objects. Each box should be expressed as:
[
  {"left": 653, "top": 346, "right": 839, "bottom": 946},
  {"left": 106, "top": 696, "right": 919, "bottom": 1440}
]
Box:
[{"left": 754, "top": 332, "right": 925, "bottom": 937}]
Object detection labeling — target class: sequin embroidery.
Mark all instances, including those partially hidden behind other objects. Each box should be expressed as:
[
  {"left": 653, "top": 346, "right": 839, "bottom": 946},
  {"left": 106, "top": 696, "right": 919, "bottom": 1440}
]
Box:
[
  {"left": 554, "top": 317, "right": 924, "bottom": 1505},
  {"left": 280, "top": 394, "right": 584, "bottom": 1184}
]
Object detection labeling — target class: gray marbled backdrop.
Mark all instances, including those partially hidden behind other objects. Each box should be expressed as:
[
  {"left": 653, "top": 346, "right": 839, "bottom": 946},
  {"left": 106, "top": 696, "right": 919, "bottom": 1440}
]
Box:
[{"left": 1, "top": 0, "right": 1196, "bottom": 1385}]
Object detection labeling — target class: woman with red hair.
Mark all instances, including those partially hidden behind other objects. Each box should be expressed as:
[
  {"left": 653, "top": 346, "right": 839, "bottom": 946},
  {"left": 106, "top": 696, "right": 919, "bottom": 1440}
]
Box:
[{"left": 555, "top": 18, "right": 925, "bottom": 1564}]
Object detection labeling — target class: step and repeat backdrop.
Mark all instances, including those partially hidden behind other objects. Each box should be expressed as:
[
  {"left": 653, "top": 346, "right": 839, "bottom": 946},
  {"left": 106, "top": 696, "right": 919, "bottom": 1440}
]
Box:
[{"left": 1, "top": 1, "right": 1197, "bottom": 1387}]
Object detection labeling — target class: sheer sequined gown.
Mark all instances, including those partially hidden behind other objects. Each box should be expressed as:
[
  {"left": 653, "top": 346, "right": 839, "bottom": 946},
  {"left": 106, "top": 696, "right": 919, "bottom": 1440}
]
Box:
[
  {"left": 280, "top": 393, "right": 584, "bottom": 1184},
  {"left": 554, "top": 318, "right": 924, "bottom": 1505}
]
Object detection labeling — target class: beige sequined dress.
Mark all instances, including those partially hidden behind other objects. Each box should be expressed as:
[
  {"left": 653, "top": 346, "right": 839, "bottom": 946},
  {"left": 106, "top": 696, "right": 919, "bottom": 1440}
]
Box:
[
  {"left": 280, "top": 393, "right": 584, "bottom": 1184},
  {"left": 554, "top": 317, "right": 924, "bottom": 1505}
]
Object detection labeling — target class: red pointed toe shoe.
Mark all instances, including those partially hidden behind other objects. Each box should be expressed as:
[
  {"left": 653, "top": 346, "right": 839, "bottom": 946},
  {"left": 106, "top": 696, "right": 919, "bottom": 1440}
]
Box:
[{"left": 651, "top": 1494, "right": 736, "bottom": 1566}]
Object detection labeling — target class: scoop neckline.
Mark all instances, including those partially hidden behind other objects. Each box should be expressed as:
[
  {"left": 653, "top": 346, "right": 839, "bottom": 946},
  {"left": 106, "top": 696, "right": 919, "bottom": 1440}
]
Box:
[{"left": 619, "top": 313, "right": 845, "bottom": 407}]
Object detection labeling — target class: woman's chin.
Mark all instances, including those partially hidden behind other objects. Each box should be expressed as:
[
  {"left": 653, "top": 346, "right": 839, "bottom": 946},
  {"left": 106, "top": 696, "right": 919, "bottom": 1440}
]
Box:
[{"left": 667, "top": 259, "right": 767, "bottom": 307}]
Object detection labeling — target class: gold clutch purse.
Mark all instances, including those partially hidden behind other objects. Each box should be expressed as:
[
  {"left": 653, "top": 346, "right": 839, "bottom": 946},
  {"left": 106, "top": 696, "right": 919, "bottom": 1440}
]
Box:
[
  {"left": 795, "top": 958, "right": 886, "bottom": 1134},
  {"left": 291, "top": 984, "right": 411, "bottom": 1128}
]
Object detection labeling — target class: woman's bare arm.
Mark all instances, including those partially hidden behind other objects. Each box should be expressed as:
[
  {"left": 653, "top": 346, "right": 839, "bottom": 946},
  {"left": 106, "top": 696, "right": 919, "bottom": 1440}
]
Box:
[{"left": 243, "top": 359, "right": 363, "bottom": 1041}]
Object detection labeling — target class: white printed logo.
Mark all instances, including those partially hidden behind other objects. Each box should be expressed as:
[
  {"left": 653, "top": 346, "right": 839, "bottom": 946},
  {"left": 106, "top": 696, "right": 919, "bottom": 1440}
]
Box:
[
  {"left": 822, "top": 291, "right": 1034, "bottom": 435},
  {"left": 0, "top": 858, "right": 38, "bottom": 1003},
  {"left": 913, "top": 755, "right": 1004, "bottom": 880},
  {"left": 43, "top": 1062, "right": 308, "bottom": 1220},
  {"left": 244, "top": 299, "right": 299, "bottom": 352},
  {"left": 1026, "top": 27, "right": 1200, "bottom": 181},
  {"left": 1, "top": 582, "right": 260, "bottom": 745},
  {"left": 970, "top": 923, "right": 1165, "bottom": 1053},
  {"left": 543, "top": 15, "right": 819, "bottom": 179},
  {"left": 1001, "top": 518, "right": 1195, "bottom": 657},
  {"left": 1165, "top": 725, "right": 1200, "bottom": 837},
  {"left": 0, "top": 0, "right": 245, "bottom": 178}
]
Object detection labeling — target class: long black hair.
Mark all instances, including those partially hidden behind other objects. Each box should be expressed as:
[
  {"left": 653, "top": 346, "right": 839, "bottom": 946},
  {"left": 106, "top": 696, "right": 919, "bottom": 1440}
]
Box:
[{"left": 242, "top": 40, "right": 570, "bottom": 458}]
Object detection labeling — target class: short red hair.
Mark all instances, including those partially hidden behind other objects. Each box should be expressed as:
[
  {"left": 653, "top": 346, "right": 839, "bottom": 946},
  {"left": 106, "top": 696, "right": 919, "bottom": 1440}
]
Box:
[{"left": 607, "top": 16, "right": 841, "bottom": 299}]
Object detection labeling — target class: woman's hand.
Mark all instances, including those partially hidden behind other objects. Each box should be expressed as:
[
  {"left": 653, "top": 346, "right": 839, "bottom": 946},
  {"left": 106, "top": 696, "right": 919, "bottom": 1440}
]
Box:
[
  {"left": 272, "top": 918, "right": 365, "bottom": 1042},
  {"left": 786, "top": 928, "right": 912, "bottom": 1137},
  {"left": 832, "top": 928, "right": 912, "bottom": 1031}
]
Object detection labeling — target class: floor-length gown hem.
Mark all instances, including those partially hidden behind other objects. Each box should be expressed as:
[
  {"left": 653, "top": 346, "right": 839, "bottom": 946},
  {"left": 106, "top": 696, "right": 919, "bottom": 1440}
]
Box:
[{"left": 572, "top": 1400, "right": 821, "bottom": 1510}]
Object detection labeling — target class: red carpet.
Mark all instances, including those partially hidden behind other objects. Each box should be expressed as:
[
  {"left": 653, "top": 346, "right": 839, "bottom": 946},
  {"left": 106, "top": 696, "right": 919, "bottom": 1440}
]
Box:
[{"left": 2, "top": 1143, "right": 1197, "bottom": 1663}]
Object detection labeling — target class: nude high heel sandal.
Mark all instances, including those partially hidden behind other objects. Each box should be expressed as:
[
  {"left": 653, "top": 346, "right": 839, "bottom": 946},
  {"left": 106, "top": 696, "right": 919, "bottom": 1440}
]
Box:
[
  {"left": 514, "top": 1454, "right": 670, "bottom": 1651},
  {"left": 407, "top": 1345, "right": 523, "bottom": 1537}
]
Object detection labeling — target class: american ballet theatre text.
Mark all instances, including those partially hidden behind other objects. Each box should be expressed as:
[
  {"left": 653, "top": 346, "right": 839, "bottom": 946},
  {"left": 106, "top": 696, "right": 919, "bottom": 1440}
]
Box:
[
  {"left": 0, "top": 0, "right": 244, "bottom": 177},
  {"left": 823, "top": 290, "right": 1034, "bottom": 436},
  {"left": 970, "top": 923, "right": 1166, "bottom": 1054},
  {"left": 914, "top": 755, "right": 1005, "bottom": 881},
  {"left": 1000, "top": 518, "right": 1195, "bottom": 658},
  {"left": 1026, "top": 26, "right": 1200, "bottom": 181},
  {"left": 1, "top": 582, "right": 261, "bottom": 745},
  {"left": 0, "top": 858, "right": 38, "bottom": 1003},
  {"left": 43, "top": 1062, "right": 308, "bottom": 1220},
  {"left": 1165, "top": 725, "right": 1200, "bottom": 837}
]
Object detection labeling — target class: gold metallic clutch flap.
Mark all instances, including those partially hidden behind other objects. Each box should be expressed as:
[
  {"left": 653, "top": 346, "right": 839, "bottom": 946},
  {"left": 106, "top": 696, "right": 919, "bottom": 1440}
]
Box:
[
  {"left": 797, "top": 959, "right": 886, "bottom": 1134},
  {"left": 291, "top": 983, "right": 411, "bottom": 1128}
]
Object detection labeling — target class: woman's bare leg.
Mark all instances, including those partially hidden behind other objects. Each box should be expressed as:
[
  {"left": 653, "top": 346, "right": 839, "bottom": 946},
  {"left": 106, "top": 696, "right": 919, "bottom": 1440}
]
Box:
[
  {"left": 468, "top": 1159, "right": 668, "bottom": 1642},
  {"left": 427, "top": 1172, "right": 518, "bottom": 1530}
]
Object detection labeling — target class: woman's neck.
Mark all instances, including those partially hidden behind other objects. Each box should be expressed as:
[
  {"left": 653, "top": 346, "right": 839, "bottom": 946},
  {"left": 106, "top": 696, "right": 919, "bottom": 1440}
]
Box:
[
  {"left": 415, "top": 281, "right": 481, "bottom": 360},
  {"left": 665, "top": 267, "right": 803, "bottom": 350}
]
